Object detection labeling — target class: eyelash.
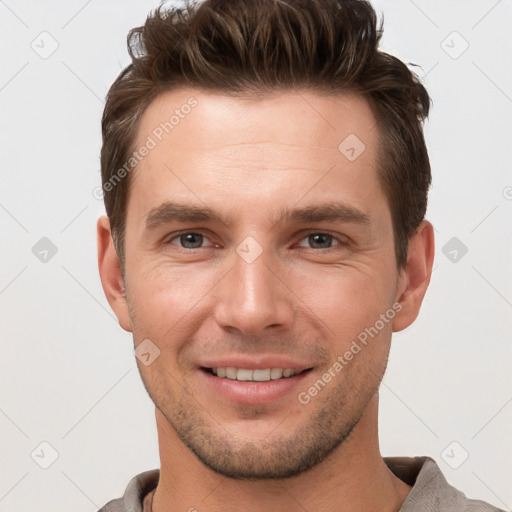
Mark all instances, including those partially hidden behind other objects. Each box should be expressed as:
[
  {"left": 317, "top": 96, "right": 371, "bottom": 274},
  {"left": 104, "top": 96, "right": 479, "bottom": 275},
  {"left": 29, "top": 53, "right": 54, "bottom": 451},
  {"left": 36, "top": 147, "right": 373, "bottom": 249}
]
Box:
[{"left": 164, "top": 230, "right": 349, "bottom": 250}]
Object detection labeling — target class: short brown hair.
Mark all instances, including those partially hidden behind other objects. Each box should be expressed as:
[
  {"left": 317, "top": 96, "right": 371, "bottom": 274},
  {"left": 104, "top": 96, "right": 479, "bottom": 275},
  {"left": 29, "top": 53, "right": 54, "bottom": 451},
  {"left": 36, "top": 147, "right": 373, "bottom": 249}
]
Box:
[{"left": 101, "top": 0, "right": 431, "bottom": 269}]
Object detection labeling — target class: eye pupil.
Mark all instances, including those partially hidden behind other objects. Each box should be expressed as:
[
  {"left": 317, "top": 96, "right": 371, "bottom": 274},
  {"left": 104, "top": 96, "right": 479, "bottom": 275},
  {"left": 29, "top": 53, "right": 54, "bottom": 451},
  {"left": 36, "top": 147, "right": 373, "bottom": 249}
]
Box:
[
  {"left": 180, "top": 233, "right": 203, "bottom": 248},
  {"left": 309, "top": 233, "right": 332, "bottom": 249},
  {"left": 173, "top": 232, "right": 338, "bottom": 250}
]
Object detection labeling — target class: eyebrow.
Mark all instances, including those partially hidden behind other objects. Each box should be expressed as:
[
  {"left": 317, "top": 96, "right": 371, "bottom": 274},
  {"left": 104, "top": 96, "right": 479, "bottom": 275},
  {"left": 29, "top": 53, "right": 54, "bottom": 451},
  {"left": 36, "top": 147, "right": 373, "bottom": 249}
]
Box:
[{"left": 145, "top": 200, "right": 371, "bottom": 231}]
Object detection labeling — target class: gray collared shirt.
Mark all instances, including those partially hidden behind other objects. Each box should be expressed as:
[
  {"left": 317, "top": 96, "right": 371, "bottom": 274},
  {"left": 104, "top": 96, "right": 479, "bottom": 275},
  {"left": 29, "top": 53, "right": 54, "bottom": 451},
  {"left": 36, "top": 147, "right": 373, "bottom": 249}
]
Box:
[{"left": 97, "top": 456, "right": 506, "bottom": 511}]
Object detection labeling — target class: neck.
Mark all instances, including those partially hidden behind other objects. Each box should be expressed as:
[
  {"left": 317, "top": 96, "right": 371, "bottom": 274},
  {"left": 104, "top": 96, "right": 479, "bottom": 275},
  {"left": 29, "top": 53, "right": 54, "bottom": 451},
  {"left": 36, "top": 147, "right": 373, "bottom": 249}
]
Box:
[{"left": 152, "top": 393, "right": 411, "bottom": 512}]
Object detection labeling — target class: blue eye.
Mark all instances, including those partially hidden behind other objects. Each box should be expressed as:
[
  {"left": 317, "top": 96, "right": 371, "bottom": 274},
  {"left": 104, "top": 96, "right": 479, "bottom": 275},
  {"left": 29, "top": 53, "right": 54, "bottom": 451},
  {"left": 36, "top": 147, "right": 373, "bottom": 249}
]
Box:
[
  {"left": 165, "top": 231, "right": 347, "bottom": 251},
  {"left": 168, "top": 232, "right": 211, "bottom": 249},
  {"left": 297, "top": 233, "right": 345, "bottom": 249}
]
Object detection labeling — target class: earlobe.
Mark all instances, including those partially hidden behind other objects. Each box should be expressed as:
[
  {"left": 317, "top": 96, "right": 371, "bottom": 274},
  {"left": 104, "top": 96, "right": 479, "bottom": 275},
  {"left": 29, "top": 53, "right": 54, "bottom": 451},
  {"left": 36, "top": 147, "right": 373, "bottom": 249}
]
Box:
[
  {"left": 392, "top": 220, "right": 435, "bottom": 332},
  {"left": 97, "top": 216, "right": 132, "bottom": 332}
]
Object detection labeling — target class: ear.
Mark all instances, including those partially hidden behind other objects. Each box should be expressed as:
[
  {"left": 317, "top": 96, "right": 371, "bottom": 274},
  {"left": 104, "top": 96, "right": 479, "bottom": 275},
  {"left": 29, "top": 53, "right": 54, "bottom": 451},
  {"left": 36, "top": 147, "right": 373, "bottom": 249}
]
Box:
[
  {"left": 97, "top": 216, "right": 132, "bottom": 332},
  {"left": 392, "top": 220, "right": 435, "bottom": 332}
]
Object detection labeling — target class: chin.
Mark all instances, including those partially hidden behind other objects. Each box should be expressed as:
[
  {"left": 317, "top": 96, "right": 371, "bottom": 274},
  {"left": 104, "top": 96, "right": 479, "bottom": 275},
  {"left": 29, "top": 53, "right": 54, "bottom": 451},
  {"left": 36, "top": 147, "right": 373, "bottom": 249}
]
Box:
[{"left": 160, "top": 397, "right": 363, "bottom": 480}]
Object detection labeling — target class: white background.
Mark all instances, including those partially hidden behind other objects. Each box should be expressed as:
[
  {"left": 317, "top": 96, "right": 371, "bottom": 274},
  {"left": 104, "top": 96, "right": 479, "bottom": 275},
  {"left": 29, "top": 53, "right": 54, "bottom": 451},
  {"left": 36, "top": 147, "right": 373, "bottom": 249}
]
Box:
[{"left": 0, "top": 0, "right": 511, "bottom": 510}]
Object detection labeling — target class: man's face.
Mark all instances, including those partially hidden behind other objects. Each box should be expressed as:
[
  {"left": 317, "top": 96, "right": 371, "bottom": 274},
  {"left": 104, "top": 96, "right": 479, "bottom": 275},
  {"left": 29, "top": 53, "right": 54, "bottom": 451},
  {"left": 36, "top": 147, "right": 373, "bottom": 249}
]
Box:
[{"left": 119, "top": 88, "right": 406, "bottom": 478}]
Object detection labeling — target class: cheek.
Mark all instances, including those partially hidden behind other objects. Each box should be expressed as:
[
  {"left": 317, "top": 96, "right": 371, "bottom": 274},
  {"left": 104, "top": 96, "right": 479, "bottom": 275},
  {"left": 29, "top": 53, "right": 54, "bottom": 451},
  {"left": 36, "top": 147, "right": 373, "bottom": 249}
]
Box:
[
  {"left": 289, "top": 264, "right": 393, "bottom": 336},
  {"left": 125, "top": 262, "right": 222, "bottom": 341},
  {"left": 125, "top": 251, "right": 397, "bottom": 352}
]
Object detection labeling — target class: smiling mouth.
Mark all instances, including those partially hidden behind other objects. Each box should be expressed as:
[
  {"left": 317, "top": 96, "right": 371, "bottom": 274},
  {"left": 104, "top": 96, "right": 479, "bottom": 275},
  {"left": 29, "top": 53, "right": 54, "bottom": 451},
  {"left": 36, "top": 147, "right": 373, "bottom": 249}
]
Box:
[{"left": 201, "top": 367, "right": 312, "bottom": 382}]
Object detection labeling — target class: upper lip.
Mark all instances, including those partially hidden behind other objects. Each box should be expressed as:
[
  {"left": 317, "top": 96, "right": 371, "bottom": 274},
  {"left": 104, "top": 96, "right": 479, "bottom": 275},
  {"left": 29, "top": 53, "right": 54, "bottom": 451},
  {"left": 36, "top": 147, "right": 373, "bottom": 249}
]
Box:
[{"left": 199, "top": 357, "right": 313, "bottom": 371}]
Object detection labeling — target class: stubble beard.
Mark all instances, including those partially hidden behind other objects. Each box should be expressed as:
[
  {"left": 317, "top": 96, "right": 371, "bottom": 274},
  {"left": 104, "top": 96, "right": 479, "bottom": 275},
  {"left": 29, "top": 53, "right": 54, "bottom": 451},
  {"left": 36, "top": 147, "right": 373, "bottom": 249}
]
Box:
[
  {"left": 139, "top": 359, "right": 385, "bottom": 480},
  {"left": 126, "top": 285, "right": 390, "bottom": 480}
]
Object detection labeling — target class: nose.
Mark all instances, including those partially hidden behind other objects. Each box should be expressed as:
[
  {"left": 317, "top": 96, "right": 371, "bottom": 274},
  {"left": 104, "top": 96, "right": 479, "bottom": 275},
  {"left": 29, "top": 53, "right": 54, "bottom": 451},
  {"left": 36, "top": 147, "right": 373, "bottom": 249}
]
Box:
[{"left": 213, "top": 243, "right": 295, "bottom": 336}]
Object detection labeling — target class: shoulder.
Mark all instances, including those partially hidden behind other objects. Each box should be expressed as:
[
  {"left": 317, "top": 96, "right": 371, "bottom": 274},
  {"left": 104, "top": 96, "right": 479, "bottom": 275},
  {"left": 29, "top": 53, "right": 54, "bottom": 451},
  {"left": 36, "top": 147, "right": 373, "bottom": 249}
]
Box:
[
  {"left": 385, "top": 456, "right": 506, "bottom": 512},
  {"left": 97, "top": 499, "right": 125, "bottom": 512},
  {"left": 463, "top": 499, "right": 508, "bottom": 512},
  {"left": 96, "top": 469, "right": 160, "bottom": 512}
]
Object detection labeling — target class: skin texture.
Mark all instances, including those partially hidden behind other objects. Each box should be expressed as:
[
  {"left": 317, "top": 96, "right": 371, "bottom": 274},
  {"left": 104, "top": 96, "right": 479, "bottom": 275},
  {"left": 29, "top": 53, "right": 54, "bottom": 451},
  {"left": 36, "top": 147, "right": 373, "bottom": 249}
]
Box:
[{"left": 98, "top": 88, "right": 434, "bottom": 511}]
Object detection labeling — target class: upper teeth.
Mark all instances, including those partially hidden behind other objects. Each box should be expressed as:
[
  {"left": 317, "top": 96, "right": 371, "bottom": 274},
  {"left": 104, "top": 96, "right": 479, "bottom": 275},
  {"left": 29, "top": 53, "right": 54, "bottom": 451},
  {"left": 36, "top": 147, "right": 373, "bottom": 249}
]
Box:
[{"left": 211, "top": 367, "right": 299, "bottom": 381}]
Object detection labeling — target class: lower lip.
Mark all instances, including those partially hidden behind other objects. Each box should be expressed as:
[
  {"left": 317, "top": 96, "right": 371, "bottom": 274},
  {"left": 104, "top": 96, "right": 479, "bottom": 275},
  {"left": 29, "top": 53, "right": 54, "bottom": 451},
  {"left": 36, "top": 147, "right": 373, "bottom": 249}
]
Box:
[{"left": 199, "top": 369, "right": 311, "bottom": 405}]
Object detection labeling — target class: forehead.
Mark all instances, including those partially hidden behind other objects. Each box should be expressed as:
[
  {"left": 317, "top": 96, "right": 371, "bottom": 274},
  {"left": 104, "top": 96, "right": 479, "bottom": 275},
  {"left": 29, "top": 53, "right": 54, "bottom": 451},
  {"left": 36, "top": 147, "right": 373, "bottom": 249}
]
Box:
[
  {"left": 136, "top": 87, "right": 379, "bottom": 159},
  {"left": 128, "top": 87, "right": 385, "bottom": 224}
]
